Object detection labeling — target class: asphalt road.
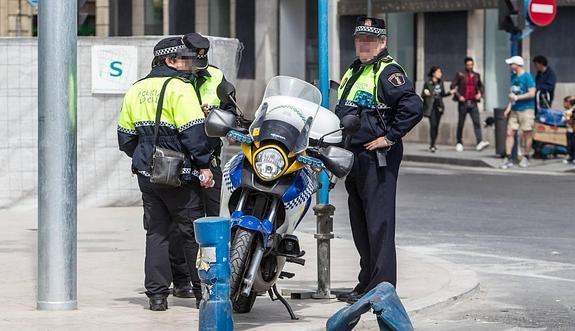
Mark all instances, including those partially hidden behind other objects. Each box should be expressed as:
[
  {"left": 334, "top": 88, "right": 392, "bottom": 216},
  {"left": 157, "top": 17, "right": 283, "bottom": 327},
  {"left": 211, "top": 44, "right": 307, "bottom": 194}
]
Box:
[{"left": 298, "top": 163, "right": 575, "bottom": 330}]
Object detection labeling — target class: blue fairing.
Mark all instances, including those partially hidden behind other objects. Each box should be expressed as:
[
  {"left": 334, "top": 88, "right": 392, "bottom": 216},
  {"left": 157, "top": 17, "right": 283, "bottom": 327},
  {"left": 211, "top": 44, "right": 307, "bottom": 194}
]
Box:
[
  {"left": 231, "top": 211, "right": 274, "bottom": 247},
  {"left": 282, "top": 167, "right": 316, "bottom": 211},
  {"left": 223, "top": 153, "right": 244, "bottom": 192},
  {"left": 295, "top": 198, "right": 312, "bottom": 229}
]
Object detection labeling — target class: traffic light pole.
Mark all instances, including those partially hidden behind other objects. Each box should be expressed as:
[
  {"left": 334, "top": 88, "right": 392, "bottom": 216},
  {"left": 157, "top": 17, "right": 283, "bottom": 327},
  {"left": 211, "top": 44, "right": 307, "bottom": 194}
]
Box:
[{"left": 510, "top": 31, "right": 521, "bottom": 56}]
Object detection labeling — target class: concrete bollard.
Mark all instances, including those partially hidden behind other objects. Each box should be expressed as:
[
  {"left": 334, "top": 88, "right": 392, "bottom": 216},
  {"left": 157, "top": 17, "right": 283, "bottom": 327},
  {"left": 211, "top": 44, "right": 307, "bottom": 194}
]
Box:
[{"left": 194, "top": 217, "right": 234, "bottom": 331}]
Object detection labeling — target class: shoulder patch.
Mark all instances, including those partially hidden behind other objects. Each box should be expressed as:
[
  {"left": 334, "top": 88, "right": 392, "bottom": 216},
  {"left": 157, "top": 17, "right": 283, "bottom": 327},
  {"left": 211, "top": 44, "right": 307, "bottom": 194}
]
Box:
[{"left": 388, "top": 72, "right": 406, "bottom": 87}]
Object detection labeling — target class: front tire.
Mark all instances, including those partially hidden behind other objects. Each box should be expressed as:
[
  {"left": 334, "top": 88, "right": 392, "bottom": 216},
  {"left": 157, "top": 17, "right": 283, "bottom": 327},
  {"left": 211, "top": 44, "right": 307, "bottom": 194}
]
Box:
[{"left": 229, "top": 228, "right": 258, "bottom": 313}]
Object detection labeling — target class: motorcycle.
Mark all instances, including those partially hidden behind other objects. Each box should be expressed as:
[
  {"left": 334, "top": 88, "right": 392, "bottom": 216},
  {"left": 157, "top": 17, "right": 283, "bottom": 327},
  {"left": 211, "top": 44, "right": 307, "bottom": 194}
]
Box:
[{"left": 205, "top": 76, "right": 359, "bottom": 315}]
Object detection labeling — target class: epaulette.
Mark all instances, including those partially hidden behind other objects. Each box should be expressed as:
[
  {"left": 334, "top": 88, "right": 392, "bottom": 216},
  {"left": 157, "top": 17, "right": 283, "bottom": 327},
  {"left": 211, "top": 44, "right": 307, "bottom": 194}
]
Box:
[{"left": 381, "top": 55, "right": 394, "bottom": 63}]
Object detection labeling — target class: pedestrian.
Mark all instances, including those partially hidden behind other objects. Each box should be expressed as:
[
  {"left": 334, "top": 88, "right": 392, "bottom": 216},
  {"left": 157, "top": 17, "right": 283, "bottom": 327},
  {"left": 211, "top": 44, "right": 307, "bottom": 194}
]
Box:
[
  {"left": 562, "top": 95, "right": 575, "bottom": 164},
  {"left": 168, "top": 33, "right": 238, "bottom": 301},
  {"left": 422, "top": 66, "right": 452, "bottom": 153},
  {"left": 501, "top": 55, "right": 536, "bottom": 169},
  {"left": 533, "top": 55, "right": 557, "bottom": 109},
  {"left": 450, "top": 57, "right": 490, "bottom": 152},
  {"left": 335, "top": 16, "right": 423, "bottom": 304},
  {"left": 117, "top": 36, "right": 214, "bottom": 311}
]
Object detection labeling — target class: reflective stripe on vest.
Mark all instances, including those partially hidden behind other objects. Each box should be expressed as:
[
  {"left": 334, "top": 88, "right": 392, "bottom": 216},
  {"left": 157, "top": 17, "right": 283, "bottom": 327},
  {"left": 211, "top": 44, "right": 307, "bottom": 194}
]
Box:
[
  {"left": 337, "top": 58, "right": 402, "bottom": 109},
  {"left": 197, "top": 66, "right": 224, "bottom": 109},
  {"left": 118, "top": 76, "right": 205, "bottom": 133}
]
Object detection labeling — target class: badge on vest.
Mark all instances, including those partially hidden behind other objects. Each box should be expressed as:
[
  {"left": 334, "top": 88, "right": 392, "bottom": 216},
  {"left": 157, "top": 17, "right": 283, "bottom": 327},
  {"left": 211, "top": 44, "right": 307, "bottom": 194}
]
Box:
[
  {"left": 388, "top": 73, "right": 406, "bottom": 87},
  {"left": 353, "top": 90, "right": 375, "bottom": 108}
]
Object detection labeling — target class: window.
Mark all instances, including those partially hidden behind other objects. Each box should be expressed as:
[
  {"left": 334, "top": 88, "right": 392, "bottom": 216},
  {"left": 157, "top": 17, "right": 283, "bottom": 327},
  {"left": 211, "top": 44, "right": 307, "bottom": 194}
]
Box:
[
  {"left": 144, "top": 0, "right": 163, "bottom": 35},
  {"left": 305, "top": 0, "right": 319, "bottom": 83},
  {"left": 530, "top": 7, "right": 575, "bottom": 82},
  {"left": 386, "top": 12, "right": 415, "bottom": 79},
  {"left": 484, "top": 8, "right": 511, "bottom": 111},
  {"left": 209, "top": 0, "right": 230, "bottom": 37},
  {"left": 169, "top": 0, "right": 195, "bottom": 34},
  {"left": 109, "top": 0, "right": 132, "bottom": 36},
  {"left": 236, "top": 0, "right": 255, "bottom": 79},
  {"left": 338, "top": 15, "right": 357, "bottom": 76},
  {"left": 424, "top": 11, "right": 467, "bottom": 80}
]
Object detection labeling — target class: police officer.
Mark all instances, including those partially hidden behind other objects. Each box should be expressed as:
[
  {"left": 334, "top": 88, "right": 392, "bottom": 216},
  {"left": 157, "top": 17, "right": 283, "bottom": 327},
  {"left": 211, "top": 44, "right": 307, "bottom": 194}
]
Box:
[
  {"left": 117, "top": 36, "right": 214, "bottom": 311},
  {"left": 335, "top": 16, "right": 423, "bottom": 304},
  {"left": 183, "top": 32, "right": 236, "bottom": 216},
  {"left": 168, "top": 33, "right": 237, "bottom": 300}
]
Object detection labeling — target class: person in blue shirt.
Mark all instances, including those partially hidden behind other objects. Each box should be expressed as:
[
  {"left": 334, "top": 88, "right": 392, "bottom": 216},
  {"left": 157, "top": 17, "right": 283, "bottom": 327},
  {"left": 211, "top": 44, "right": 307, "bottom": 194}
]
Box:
[
  {"left": 533, "top": 55, "right": 557, "bottom": 109},
  {"left": 501, "top": 56, "right": 536, "bottom": 169}
]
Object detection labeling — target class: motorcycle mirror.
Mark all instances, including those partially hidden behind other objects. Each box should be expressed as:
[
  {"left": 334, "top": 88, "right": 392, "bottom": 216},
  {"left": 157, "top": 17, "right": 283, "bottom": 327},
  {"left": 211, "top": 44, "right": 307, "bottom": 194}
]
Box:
[
  {"left": 216, "top": 81, "right": 245, "bottom": 117},
  {"left": 317, "top": 145, "right": 354, "bottom": 178},
  {"left": 204, "top": 108, "right": 237, "bottom": 138},
  {"left": 216, "top": 81, "right": 236, "bottom": 105},
  {"left": 340, "top": 114, "right": 361, "bottom": 134}
]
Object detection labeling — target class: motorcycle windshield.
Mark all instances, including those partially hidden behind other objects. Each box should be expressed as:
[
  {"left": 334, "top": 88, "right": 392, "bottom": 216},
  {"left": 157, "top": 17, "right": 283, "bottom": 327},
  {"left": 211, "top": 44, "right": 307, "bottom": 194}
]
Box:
[{"left": 250, "top": 76, "right": 322, "bottom": 154}]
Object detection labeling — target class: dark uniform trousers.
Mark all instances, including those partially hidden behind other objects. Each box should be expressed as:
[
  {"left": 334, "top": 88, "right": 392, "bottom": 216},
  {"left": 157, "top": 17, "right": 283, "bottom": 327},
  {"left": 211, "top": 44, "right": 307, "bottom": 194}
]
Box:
[
  {"left": 344, "top": 142, "right": 403, "bottom": 293},
  {"left": 138, "top": 175, "right": 204, "bottom": 297},
  {"left": 169, "top": 161, "right": 223, "bottom": 286}
]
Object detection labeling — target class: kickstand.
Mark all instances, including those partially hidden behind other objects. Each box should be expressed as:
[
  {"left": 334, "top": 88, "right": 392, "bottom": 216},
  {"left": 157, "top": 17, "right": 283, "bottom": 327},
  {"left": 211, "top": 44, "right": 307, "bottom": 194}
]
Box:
[{"left": 268, "top": 284, "right": 298, "bottom": 320}]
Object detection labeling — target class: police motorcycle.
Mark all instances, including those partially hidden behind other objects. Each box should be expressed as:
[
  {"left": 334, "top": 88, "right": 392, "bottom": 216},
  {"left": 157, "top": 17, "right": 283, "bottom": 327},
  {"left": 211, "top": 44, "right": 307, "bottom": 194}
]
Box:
[{"left": 204, "top": 76, "right": 359, "bottom": 316}]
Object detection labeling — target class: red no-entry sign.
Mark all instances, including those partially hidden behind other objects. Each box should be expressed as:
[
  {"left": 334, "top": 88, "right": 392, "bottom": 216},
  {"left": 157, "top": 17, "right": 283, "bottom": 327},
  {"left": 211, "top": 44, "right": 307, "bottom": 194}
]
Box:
[{"left": 528, "top": 0, "right": 557, "bottom": 27}]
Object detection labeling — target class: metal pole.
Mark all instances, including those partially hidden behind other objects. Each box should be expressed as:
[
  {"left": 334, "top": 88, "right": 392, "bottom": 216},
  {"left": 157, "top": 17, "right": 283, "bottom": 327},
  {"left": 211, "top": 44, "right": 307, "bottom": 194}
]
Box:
[
  {"left": 312, "top": 204, "right": 335, "bottom": 299},
  {"left": 317, "top": 0, "right": 329, "bottom": 206},
  {"left": 37, "top": 0, "right": 78, "bottom": 311},
  {"left": 314, "top": 0, "right": 335, "bottom": 299},
  {"left": 194, "top": 217, "right": 234, "bottom": 330},
  {"left": 367, "top": 0, "right": 372, "bottom": 16}
]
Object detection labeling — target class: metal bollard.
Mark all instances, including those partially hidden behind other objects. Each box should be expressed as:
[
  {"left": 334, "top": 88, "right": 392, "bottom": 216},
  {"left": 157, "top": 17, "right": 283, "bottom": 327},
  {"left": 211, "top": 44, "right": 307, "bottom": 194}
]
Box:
[
  {"left": 312, "top": 204, "right": 336, "bottom": 299},
  {"left": 194, "top": 217, "right": 234, "bottom": 331},
  {"left": 326, "top": 282, "right": 414, "bottom": 331}
]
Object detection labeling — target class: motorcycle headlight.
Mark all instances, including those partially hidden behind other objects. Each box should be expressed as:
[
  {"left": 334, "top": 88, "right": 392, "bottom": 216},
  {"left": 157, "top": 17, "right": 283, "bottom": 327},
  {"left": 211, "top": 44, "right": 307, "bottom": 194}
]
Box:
[{"left": 254, "top": 147, "right": 286, "bottom": 180}]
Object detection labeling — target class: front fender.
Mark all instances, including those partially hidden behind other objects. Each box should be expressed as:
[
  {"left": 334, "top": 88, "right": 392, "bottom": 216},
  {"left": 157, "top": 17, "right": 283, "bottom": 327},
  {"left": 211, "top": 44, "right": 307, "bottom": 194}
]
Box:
[{"left": 231, "top": 211, "right": 274, "bottom": 248}]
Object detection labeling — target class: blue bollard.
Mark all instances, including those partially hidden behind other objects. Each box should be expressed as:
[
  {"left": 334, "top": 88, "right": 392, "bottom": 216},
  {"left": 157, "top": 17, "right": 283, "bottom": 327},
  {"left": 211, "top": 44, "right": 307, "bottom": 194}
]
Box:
[
  {"left": 326, "top": 282, "right": 413, "bottom": 331},
  {"left": 194, "top": 217, "right": 234, "bottom": 331}
]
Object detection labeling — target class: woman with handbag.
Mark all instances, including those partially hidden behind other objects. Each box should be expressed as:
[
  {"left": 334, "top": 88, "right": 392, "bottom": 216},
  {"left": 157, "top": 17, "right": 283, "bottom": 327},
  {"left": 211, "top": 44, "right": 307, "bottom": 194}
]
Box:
[
  {"left": 117, "top": 36, "right": 213, "bottom": 311},
  {"left": 422, "top": 66, "right": 452, "bottom": 152}
]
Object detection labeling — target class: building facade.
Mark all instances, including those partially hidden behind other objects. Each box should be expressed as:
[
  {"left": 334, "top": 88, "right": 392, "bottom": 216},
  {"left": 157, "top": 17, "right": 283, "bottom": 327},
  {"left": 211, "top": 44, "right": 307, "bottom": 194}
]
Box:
[{"left": 3, "top": 0, "right": 575, "bottom": 144}]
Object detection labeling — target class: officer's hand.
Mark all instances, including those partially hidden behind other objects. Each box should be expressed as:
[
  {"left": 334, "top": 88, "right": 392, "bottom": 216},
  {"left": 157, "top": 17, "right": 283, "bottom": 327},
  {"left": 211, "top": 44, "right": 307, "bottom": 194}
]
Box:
[
  {"left": 199, "top": 168, "right": 213, "bottom": 188},
  {"left": 364, "top": 137, "right": 390, "bottom": 151},
  {"left": 201, "top": 103, "right": 210, "bottom": 116}
]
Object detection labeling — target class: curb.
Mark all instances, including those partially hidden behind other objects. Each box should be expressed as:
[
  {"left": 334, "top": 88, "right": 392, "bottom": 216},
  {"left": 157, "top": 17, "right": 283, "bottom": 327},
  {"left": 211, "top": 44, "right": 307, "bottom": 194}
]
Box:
[
  {"left": 403, "top": 153, "right": 491, "bottom": 168},
  {"left": 351, "top": 248, "right": 480, "bottom": 330}
]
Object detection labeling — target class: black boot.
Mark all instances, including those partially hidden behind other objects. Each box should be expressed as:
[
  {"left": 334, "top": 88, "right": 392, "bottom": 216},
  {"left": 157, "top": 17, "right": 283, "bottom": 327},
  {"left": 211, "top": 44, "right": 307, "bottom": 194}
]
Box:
[
  {"left": 194, "top": 288, "right": 202, "bottom": 309},
  {"left": 149, "top": 294, "right": 168, "bottom": 311},
  {"left": 336, "top": 290, "right": 361, "bottom": 302},
  {"left": 173, "top": 281, "right": 195, "bottom": 298},
  {"left": 345, "top": 292, "right": 364, "bottom": 304}
]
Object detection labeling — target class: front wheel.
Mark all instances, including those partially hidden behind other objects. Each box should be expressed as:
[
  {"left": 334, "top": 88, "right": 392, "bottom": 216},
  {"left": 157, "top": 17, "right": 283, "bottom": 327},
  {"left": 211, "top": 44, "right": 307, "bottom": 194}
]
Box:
[{"left": 229, "top": 228, "right": 258, "bottom": 313}]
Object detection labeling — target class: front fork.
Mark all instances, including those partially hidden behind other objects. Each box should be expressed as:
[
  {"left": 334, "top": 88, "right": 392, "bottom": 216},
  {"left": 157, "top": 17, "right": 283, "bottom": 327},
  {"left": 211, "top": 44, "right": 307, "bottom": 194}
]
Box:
[{"left": 234, "top": 189, "right": 280, "bottom": 296}]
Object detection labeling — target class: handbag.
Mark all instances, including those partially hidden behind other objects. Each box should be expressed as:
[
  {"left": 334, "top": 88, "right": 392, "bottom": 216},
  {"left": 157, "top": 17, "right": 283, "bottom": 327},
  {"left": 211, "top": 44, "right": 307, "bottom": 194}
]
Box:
[
  {"left": 421, "top": 82, "right": 433, "bottom": 118},
  {"left": 149, "top": 77, "right": 186, "bottom": 187}
]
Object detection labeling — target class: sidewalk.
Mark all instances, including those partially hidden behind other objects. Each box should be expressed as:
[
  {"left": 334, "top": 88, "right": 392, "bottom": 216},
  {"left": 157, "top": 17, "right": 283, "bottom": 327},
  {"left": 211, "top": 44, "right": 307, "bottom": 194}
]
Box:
[
  {"left": 403, "top": 142, "right": 575, "bottom": 174},
  {"left": 0, "top": 207, "right": 478, "bottom": 330}
]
